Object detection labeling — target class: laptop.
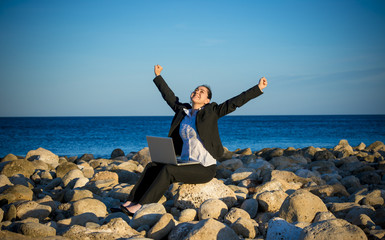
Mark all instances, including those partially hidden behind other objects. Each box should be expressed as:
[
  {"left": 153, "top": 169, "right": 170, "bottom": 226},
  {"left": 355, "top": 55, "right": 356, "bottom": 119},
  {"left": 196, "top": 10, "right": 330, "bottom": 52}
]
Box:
[{"left": 146, "top": 136, "right": 200, "bottom": 166}]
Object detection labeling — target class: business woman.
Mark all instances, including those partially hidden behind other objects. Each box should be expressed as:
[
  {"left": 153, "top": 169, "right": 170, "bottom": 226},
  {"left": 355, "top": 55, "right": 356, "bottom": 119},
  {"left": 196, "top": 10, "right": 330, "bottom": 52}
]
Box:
[{"left": 120, "top": 65, "right": 268, "bottom": 215}]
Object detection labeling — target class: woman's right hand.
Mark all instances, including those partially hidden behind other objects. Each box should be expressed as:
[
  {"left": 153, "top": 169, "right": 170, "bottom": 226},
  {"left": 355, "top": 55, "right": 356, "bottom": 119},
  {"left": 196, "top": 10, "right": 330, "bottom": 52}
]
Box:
[{"left": 154, "top": 65, "right": 163, "bottom": 76}]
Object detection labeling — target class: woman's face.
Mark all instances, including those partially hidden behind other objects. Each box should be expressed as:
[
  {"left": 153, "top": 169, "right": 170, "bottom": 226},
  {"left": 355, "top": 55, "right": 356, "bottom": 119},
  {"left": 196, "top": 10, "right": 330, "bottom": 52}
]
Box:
[{"left": 190, "top": 86, "right": 210, "bottom": 105}]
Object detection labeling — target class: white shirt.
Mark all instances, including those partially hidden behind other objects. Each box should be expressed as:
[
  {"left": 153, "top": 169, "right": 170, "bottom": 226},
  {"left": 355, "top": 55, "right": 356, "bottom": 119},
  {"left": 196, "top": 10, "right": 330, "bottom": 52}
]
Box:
[{"left": 179, "top": 108, "right": 217, "bottom": 167}]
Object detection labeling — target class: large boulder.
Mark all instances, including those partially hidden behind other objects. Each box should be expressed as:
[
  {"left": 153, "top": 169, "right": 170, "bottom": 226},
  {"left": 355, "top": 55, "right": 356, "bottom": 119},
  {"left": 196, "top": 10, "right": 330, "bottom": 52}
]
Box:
[
  {"left": 198, "top": 199, "right": 228, "bottom": 221},
  {"left": 130, "top": 203, "right": 167, "bottom": 229},
  {"left": 25, "top": 147, "right": 59, "bottom": 167},
  {"left": 175, "top": 178, "right": 237, "bottom": 209},
  {"left": 63, "top": 218, "right": 140, "bottom": 240},
  {"left": 266, "top": 217, "right": 302, "bottom": 240},
  {"left": 19, "top": 222, "right": 56, "bottom": 237},
  {"left": 132, "top": 147, "right": 151, "bottom": 166},
  {"left": 299, "top": 218, "right": 367, "bottom": 240},
  {"left": 16, "top": 201, "right": 52, "bottom": 220},
  {"left": 147, "top": 213, "right": 175, "bottom": 240},
  {"left": 72, "top": 198, "right": 107, "bottom": 217},
  {"left": 184, "top": 218, "right": 239, "bottom": 240},
  {"left": 279, "top": 189, "right": 328, "bottom": 223},
  {"left": 0, "top": 184, "right": 33, "bottom": 204},
  {"left": 0, "top": 159, "right": 35, "bottom": 178}
]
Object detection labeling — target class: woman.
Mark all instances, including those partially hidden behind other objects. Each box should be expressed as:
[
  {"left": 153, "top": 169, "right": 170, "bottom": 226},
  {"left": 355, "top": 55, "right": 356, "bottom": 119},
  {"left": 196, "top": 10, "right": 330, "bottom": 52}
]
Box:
[{"left": 120, "top": 65, "right": 268, "bottom": 215}]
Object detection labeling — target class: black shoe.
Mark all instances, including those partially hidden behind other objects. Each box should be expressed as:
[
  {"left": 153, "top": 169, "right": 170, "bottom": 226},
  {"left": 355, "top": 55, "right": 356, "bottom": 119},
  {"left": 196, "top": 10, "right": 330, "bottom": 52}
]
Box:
[{"left": 120, "top": 205, "right": 134, "bottom": 216}]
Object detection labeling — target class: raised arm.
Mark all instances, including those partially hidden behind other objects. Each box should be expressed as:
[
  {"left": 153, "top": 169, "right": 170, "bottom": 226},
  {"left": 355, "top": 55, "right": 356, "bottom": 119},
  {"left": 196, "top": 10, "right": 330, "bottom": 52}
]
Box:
[
  {"left": 214, "top": 77, "right": 267, "bottom": 118},
  {"left": 153, "top": 65, "right": 187, "bottom": 112}
]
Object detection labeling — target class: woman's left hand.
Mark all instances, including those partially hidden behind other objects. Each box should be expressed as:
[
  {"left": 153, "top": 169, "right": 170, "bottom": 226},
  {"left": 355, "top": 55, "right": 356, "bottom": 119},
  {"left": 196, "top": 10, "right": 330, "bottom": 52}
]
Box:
[{"left": 258, "top": 77, "right": 268, "bottom": 91}]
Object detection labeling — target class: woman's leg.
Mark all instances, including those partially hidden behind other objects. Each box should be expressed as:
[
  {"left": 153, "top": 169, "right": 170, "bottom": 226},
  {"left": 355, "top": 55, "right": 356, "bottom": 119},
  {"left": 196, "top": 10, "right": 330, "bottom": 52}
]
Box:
[{"left": 137, "top": 164, "right": 217, "bottom": 205}]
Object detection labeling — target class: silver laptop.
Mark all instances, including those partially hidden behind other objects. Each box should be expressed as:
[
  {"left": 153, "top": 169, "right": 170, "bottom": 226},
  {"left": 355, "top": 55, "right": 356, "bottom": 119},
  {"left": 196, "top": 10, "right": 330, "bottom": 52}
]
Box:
[{"left": 146, "top": 136, "right": 200, "bottom": 166}]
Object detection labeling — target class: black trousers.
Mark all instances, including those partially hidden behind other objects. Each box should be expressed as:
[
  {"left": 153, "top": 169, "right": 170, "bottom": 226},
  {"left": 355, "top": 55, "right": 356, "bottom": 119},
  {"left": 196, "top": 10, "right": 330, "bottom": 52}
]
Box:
[{"left": 127, "top": 162, "right": 217, "bottom": 204}]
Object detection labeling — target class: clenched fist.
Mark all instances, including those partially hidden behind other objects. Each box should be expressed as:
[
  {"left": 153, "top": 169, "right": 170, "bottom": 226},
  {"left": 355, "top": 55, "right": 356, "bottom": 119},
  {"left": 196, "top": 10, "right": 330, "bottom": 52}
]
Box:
[
  {"left": 258, "top": 77, "right": 268, "bottom": 91},
  {"left": 154, "top": 65, "right": 163, "bottom": 76}
]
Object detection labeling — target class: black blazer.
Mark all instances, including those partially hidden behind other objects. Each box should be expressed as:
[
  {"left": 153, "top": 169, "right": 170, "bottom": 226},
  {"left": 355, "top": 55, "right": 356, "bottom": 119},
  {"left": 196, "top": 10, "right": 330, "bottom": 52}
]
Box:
[{"left": 153, "top": 75, "right": 263, "bottom": 159}]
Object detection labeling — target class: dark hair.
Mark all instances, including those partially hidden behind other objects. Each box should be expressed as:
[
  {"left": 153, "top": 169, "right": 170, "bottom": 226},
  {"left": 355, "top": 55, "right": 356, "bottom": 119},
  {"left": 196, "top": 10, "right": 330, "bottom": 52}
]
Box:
[{"left": 199, "top": 85, "right": 212, "bottom": 99}]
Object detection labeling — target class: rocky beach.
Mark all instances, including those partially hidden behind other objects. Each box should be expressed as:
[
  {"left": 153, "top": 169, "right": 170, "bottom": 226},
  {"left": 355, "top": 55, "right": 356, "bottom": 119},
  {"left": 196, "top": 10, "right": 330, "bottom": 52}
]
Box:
[{"left": 0, "top": 139, "right": 384, "bottom": 240}]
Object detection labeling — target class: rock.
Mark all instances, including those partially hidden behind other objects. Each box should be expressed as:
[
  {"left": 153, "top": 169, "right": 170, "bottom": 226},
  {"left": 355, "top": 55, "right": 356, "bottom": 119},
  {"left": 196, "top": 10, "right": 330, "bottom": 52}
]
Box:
[
  {"left": 0, "top": 207, "right": 3, "bottom": 222},
  {"left": 25, "top": 147, "right": 59, "bottom": 167},
  {"left": 250, "top": 179, "right": 284, "bottom": 196},
  {"left": 78, "top": 153, "right": 94, "bottom": 162},
  {"left": 345, "top": 205, "right": 376, "bottom": 224},
  {"left": 223, "top": 207, "right": 250, "bottom": 225},
  {"left": 1, "top": 153, "right": 18, "bottom": 162},
  {"left": 174, "top": 178, "right": 237, "bottom": 209},
  {"left": 314, "top": 150, "right": 336, "bottom": 161},
  {"left": 0, "top": 174, "right": 13, "bottom": 191},
  {"left": 111, "top": 148, "right": 125, "bottom": 159},
  {"left": 279, "top": 189, "right": 328, "bottom": 223},
  {"left": 77, "top": 162, "right": 94, "bottom": 178},
  {"left": 366, "top": 141, "right": 385, "bottom": 152},
  {"left": 147, "top": 213, "right": 175, "bottom": 240},
  {"left": 0, "top": 159, "right": 35, "bottom": 178},
  {"left": 328, "top": 202, "right": 361, "bottom": 218},
  {"left": 130, "top": 203, "right": 167, "bottom": 229},
  {"left": 231, "top": 217, "right": 258, "bottom": 239},
  {"left": 56, "top": 162, "right": 79, "bottom": 179},
  {"left": 63, "top": 218, "right": 140, "bottom": 239},
  {"left": 57, "top": 212, "right": 100, "bottom": 227},
  {"left": 198, "top": 199, "right": 228, "bottom": 221},
  {"left": 62, "top": 169, "right": 84, "bottom": 188},
  {"left": 271, "top": 170, "right": 312, "bottom": 191},
  {"left": 257, "top": 189, "right": 288, "bottom": 212},
  {"left": 92, "top": 171, "right": 119, "bottom": 184},
  {"left": 19, "top": 222, "right": 56, "bottom": 237},
  {"left": 230, "top": 167, "right": 257, "bottom": 182},
  {"left": 299, "top": 218, "right": 368, "bottom": 240},
  {"left": 218, "top": 158, "right": 243, "bottom": 171},
  {"left": 179, "top": 209, "right": 197, "bottom": 222},
  {"left": 16, "top": 201, "right": 52, "bottom": 220},
  {"left": 73, "top": 177, "right": 89, "bottom": 189},
  {"left": 0, "top": 184, "right": 33, "bottom": 204},
  {"left": 184, "top": 218, "right": 239, "bottom": 240},
  {"left": 302, "top": 146, "right": 317, "bottom": 160},
  {"left": 108, "top": 185, "right": 134, "bottom": 201},
  {"left": 305, "top": 183, "right": 350, "bottom": 198},
  {"left": 168, "top": 222, "right": 196, "bottom": 240},
  {"left": 340, "top": 175, "right": 363, "bottom": 194},
  {"left": 309, "top": 160, "right": 339, "bottom": 175},
  {"left": 266, "top": 217, "right": 303, "bottom": 240},
  {"left": 333, "top": 139, "right": 354, "bottom": 158},
  {"left": 260, "top": 148, "right": 284, "bottom": 160},
  {"left": 270, "top": 155, "right": 307, "bottom": 171},
  {"left": 4, "top": 204, "right": 17, "bottom": 221},
  {"left": 355, "top": 142, "right": 366, "bottom": 151},
  {"left": 240, "top": 198, "right": 259, "bottom": 218},
  {"left": 313, "top": 211, "right": 336, "bottom": 222},
  {"left": 132, "top": 147, "right": 151, "bottom": 166},
  {"left": 72, "top": 198, "right": 107, "bottom": 217},
  {"left": 360, "top": 190, "right": 384, "bottom": 207},
  {"left": 63, "top": 189, "right": 94, "bottom": 202},
  {"left": 357, "top": 171, "right": 381, "bottom": 185}
]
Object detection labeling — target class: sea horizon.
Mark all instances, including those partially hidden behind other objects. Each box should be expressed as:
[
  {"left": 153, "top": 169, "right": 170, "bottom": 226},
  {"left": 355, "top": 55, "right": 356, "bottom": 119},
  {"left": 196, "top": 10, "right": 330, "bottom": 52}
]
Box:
[{"left": 1, "top": 114, "right": 384, "bottom": 158}]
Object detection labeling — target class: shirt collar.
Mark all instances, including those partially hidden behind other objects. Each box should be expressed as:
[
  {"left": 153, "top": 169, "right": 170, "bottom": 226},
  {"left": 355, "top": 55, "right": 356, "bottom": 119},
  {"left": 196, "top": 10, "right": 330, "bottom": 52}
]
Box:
[{"left": 183, "top": 106, "right": 204, "bottom": 116}]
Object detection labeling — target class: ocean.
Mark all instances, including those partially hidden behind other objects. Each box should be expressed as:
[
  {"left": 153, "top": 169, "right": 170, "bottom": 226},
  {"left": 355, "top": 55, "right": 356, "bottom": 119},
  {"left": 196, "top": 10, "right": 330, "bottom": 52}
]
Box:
[{"left": 0, "top": 115, "right": 384, "bottom": 158}]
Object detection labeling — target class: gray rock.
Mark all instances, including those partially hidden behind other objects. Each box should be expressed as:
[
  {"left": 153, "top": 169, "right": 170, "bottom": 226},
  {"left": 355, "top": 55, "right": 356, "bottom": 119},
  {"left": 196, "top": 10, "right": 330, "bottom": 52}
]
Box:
[
  {"left": 16, "top": 201, "right": 52, "bottom": 220},
  {"left": 0, "top": 159, "right": 35, "bottom": 178},
  {"left": 168, "top": 222, "right": 197, "bottom": 240},
  {"left": 111, "top": 148, "right": 125, "bottom": 159},
  {"left": 57, "top": 212, "right": 99, "bottom": 227},
  {"left": 132, "top": 147, "right": 151, "bottom": 167},
  {"left": 299, "top": 218, "right": 368, "bottom": 240},
  {"left": 72, "top": 198, "right": 107, "bottom": 217},
  {"left": 26, "top": 147, "right": 59, "bottom": 167},
  {"left": 179, "top": 208, "right": 197, "bottom": 222},
  {"left": 147, "top": 213, "right": 175, "bottom": 240},
  {"left": 231, "top": 217, "right": 258, "bottom": 239},
  {"left": 266, "top": 217, "right": 302, "bottom": 240},
  {"left": 257, "top": 189, "right": 288, "bottom": 213},
  {"left": 130, "top": 203, "right": 167, "bottom": 229},
  {"left": 184, "top": 218, "right": 239, "bottom": 240},
  {"left": 175, "top": 178, "right": 237, "bottom": 209},
  {"left": 279, "top": 189, "right": 328, "bottom": 223},
  {"left": 241, "top": 198, "right": 259, "bottom": 218},
  {"left": 198, "top": 199, "right": 228, "bottom": 221},
  {"left": 223, "top": 207, "right": 250, "bottom": 225},
  {"left": 19, "top": 222, "right": 56, "bottom": 237},
  {"left": 230, "top": 167, "right": 257, "bottom": 182},
  {"left": 218, "top": 158, "right": 243, "bottom": 171},
  {"left": 0, "top": 184, "right": 33, "bottom": 204}
]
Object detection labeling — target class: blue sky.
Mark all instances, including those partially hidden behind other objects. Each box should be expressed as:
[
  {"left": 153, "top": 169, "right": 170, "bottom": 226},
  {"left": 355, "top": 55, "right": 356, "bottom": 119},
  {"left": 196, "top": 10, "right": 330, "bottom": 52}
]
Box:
[{"left": 1, "top": 0, "right": 384, "bottom": 116}]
